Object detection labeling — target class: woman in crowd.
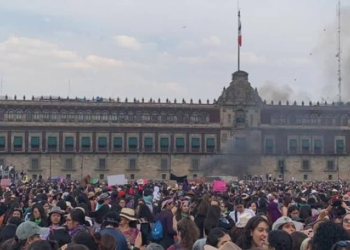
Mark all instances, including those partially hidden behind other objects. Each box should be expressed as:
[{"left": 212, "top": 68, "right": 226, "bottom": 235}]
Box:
[
  {"left": 272, "top": 216, "right": 303, "bottom": 235},
  {"left": 167, "top": 218, "right": 199, "bottom": 250},
  {"left": 268, "top": 230, "right": 293, "bottom": 250},
  {"left": 311, "top": 221, "right": 350, "bottom": 250},
  {"left": 172, "top": 200, "right": 194, "bottom": 231},
  {"left": 236, "top": 216, "right": 269, "bottom": 249},
  {"left": 194, "top": 200, "right": 209, "bottom": 239},
  {"left": 155, "top": 198, "right": 177, "bottom": 249},
  {"left": 287, "top": 205, "right": 300, "bottom": 220},
  {"left": 119, "top": 207, "right": 139, "bottom": 248},
  {"left": 47, "top": 206, "right": 65, "bottom": 229},
  {"left": 342, "top": 213, "right": 350, "bottom": 234},
  {"left": 204, "top": 228, "right": 232, "bottom": 249},
  {"left": 66, "top": 209, "right": 89, "bottom": 239},
  {"left": 291, "top": 232, "right": 308, "bottom": 250},
  {"left": 29, "top": 203, "right": 48, "bottom": 227}
]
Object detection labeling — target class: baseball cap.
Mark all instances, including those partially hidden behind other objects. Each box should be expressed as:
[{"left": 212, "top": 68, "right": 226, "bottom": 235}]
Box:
[{"left": 16, "top": 221, "right": 49, "bottom": 240}]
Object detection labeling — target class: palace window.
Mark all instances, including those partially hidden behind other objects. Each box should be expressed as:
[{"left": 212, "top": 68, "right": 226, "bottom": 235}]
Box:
[
  {"left": 302, "top": 139, "right": 310, "bottom": 154},
  {"left": 65, "top": 137, "right": 74, "bottom": 151},
  {"left": 128, "top": 137, "right": 138, "bottom": 151},
  {"left": 336, "top": 139, "right": 345, "bottom": 154},
  {"left": 206, "top": 138, "right": 215, "bottom": 153},
  {"left": 176, "top": 137, "right": 185, "bottom": 152},
  {"left": 289, "top": 139, "right": 298, "bottom": 154},
  {"left": 98, "top": 137, "right": 107, "bottom": 151},
  {"left": 265, "top": 139, "right": 274, "bottom": 154},
  {"left": 113, "top": 137, "right": 123, "bottom": 151},
  {"left": 314, "top": 139, "right": 322, "bottom": 154},
  {"left": 160, "top": 137, "right": 169, "bottom": 152},
  {"left": 144, "top": 137, "right": 153, "bottom": 152},
  {"left": 81, "top": 137, "right": 91, "bottom": 151},
  {"left": 30, "top": 136, "right": 40, "bottom": 151}
]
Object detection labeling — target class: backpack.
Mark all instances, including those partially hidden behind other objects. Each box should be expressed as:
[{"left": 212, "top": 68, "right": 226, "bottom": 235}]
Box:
[{"left": 151, "top": 220, "right": 163, "bottom": 241}]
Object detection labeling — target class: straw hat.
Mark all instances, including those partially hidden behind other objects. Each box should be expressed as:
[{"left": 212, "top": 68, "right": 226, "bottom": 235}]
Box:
[
  {"left": 119, "top": 208, "right": 137, "bottom": 221},
  {"left": 88, "top": 192, "right": 95, "bottom": 199}
]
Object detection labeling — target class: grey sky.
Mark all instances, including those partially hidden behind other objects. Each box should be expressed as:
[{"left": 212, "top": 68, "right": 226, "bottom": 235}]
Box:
[{"left": 0, "top": 0, "right": 348, "bottom": 103}]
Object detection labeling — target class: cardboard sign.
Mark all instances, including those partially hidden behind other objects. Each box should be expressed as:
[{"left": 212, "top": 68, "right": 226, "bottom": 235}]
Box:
[
  {"left": 213, "top": 180, "right": 227, "bottom": 192},
  {"left": 107, "top": 174, "right": 126, "bottom": 186}
]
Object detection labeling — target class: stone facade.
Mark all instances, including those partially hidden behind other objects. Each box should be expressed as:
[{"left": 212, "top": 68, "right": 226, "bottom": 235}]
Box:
[{"left": 1, "top": 70, "right": 350, "bottom": 181}]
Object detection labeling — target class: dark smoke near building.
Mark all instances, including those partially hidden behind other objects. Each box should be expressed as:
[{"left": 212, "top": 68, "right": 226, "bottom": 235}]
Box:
[{"left": 201, "top": 136, "right": 260, "bottom": 179}]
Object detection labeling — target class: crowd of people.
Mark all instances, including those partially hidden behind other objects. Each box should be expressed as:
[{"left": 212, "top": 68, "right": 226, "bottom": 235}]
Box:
[{"left": 0, "top": 176, "right": 350, "bottom": 250}]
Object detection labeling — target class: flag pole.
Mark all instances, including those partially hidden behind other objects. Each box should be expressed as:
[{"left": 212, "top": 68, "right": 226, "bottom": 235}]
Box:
[{"left": 237, "top": 1, "right": 241, "bottom": 71}]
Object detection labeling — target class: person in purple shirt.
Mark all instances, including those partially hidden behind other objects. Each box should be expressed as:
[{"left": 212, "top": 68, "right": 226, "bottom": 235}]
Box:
[{"left": 155, "top": 198, "right": 177, "bottom": 249}]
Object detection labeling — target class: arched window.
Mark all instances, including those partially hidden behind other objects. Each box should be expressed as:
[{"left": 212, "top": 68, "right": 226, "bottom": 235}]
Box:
[
  {"left": 342, "top": 115, "right": 348, "bottom": 126},
  {"left": 167, "top": 113, "right": 174, "bottom": 122},
  {"left": 25, "top": 110, "right": 32, "bottom": 122},
  {"left": 310, "top": 115, "right": 317, "bottom": 125},
  {"left": 102, "top": 111, "right": 109, "bottom": 122},
  {"left": 16, "top": 110, "right": 23, "bottom": 121},
  {"left": 119, "top": 112, "right": 125, "bottom": 121},
  {"left": 7, "top": 110, "right": 15, "bottom": 121},
  {"left": 135, "top": 112, "right": 141, "bottom": 122},
  {"left": 68, "top": 111, "right": 75, "bottom": 121},
  {"left": 78, "top": 111, "right": 84, "bottom": 122},
  {"left": 302, "top": 115, "right": 310, "bottom": 125},
  {"left": 206, "top": 115, "right": 210, "bottom": 122},
  {"left": 43, "top": 110, "right": 50, "bottom": 122},
  {"left": 51, "top": 110, "right": 58, "bottom": 121},
  {"left": 161, "top": 112, "right": 166, "bottom": 123},
  {"left": 34, "top": 110, "right": 41, "bottom": 121},
  {"left": 94, "top": 111, "right": 101, "bottom": 121},
  {"left": 151, "top": 112, "right": 158, "bottom": 122},
  {"left": 85, "top": 111, "right": 91, "bottom": 121},
  {"left": 319, "top": 115, "right": 326, "bottom": 125},
  {"left": 142, "top": 112, "right": 151, "bottom": 122},
  {"left": 184, "top": 113, "right": 190, "bottom": 123},
  {"left": 177, "top": 112, "right": 183, "bottom": 123},
  {"left": 128, "top": 112, "right": 134, "bottom": 122},
  {"left": 111, "top": 112, "right": 118, "bottom": 122},
  {"left": 200, "top": 113, "right": 207, "bottom": 123},
  {"left": 60, "top": 110, "right": 67, "bottom": 122},
  {"left": 326, "top": 115, "right": 333, "bottom": 126},
  {"left": 190, "top": 113, "right": 199, "bottom": 123}
]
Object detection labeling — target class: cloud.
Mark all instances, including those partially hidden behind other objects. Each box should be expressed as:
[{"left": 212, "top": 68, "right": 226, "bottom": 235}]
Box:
[
  {"left": 202, "top": 35, "right": 222, "bottom": 46},
  {"left": 113, "top": 35, "right": 142, "bottom": 50},
  {"left": 85, "top": 55, "right": 124, "bottom": 67},
  {"left": 177, "top": 56, "right": 207, "bottom": 64},
  {"left": 0, "top": 36, "right": 128, "bottom": 70}
]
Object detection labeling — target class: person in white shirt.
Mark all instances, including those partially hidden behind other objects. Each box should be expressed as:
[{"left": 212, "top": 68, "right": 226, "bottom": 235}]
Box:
[{"left": 229, "top": 197, "right": 255, "bottom": 224}]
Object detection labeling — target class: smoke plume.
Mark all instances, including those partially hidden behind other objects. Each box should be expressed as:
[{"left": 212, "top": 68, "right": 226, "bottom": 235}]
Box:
[
  {"left": 313, "top": 6, "right": 350, "bottom": 101},
  {"left": 200, "top": 137, "right": 259, "bottom": 178},
  {"left": 259, "top": 81, "right": 311, "bottom": 103}
]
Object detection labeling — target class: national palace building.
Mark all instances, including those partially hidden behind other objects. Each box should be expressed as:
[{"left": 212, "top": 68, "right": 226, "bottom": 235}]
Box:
[{"left": 1, "top": 70, "right": 349, "bottom": 181}]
